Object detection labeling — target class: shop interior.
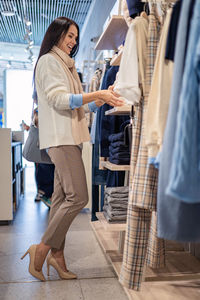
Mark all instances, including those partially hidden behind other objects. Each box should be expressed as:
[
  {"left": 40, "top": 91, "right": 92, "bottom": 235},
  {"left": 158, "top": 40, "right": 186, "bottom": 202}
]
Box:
[{"left": 0, "top": 0, "right": 200, "bottom": 299}]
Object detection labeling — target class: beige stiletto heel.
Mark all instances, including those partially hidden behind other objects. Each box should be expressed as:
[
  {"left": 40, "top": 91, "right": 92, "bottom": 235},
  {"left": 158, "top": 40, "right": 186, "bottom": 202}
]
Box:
[
  {"left": 47, "top": 260, "right": 50, "bottom": 276},
  {"left": 21, "top": 244, "right": 46, "bottom": 281},
  {"left": 46, "top": 253, "right": 77, "bottom": 280}
]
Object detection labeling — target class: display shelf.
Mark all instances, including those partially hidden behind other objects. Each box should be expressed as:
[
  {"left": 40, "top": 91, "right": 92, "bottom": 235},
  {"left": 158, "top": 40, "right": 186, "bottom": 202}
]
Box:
[
  {"left": 104, "top": 161, "right": 130, "bottom": 171},
  {"left": 100, "top": 160, "right": 130, "bottom": 171},
  {"left": 95, "top": 15, "right": 128, "bottom": 50},
  {"left": 110, "top": 48, "right": 123, "bottom": 66},
  {"left": 91, "top": 217, "right": 200, "bottom": 300},
  {"left": 105, "top": 105, "right": 132, "bottom": 115}
]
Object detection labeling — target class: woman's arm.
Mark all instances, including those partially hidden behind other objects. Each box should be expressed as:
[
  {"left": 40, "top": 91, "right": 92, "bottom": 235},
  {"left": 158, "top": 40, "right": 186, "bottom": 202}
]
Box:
[{"left": 82, "top": 90, "right": 124, "bottom": 107}]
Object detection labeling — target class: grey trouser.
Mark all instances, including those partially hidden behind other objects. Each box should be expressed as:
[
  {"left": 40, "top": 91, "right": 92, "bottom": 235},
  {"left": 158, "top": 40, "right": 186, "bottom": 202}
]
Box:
[{"left": 42, "top": 145, "right": 88, "bottom": 249}]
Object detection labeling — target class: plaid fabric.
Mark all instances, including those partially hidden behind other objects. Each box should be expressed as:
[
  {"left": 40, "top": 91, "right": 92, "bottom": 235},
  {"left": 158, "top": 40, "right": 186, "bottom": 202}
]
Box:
[
  {"left": 119, "top": 206, "right": 153, "bottom": 290},
  {"left": 120, "top": 8, "right": 165, "bottom": 291},
  {"left": 129, "top": 4, "right": 161, "bottom": 212},
  {"left": 146, "top": 211, "right": 165, "bottom": 268},
  {"left": 145, "top": 3, "right": 162, "bottom": 98}
]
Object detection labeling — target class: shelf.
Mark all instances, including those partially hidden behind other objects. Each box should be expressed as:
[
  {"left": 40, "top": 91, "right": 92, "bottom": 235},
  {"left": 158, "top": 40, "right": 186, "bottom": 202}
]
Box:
[
  {"left": 91, "top": 216, "right": 200, "bottom": 300},
  {"left": 104, "top": 161, "right": 130, "bottom": 171},
  {"left": 96, "top": 212, "right": 126, "bottom": 232},
  {"left": 105, "top": 105, "right": 131, "bottom": 115},
  {"left": 110, "top": 48, "right": 123, "bottom": 66},
  {"left": 95, "top": 15, "right": 128, "bottom": 50}
]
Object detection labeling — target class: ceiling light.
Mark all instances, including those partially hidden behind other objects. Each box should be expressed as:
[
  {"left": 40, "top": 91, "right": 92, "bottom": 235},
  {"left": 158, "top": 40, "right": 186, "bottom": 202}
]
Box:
[
  {"left": 1, "top": 1, "right": 15, "bottom": 17},
  {"left": 24, "top": 18, "right": 31, "bottom": 26},
  {"left": 26, "top": 28, "right": 32, "bottom": 36},
  {"left": 1, "top": 11, "right": 15, "bottom": 17}
]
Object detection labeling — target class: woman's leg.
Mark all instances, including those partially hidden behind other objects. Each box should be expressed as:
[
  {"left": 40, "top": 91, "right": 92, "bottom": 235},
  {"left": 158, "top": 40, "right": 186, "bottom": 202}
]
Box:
[
  {"left": 34, "top": 145, "right": 88, "bottom": 272},
  {"left": 42, "top": 145, "right": 89, "bottom": 249}
]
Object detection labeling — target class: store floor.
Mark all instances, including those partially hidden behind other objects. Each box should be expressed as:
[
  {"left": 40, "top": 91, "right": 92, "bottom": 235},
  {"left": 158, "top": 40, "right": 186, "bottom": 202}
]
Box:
[{"left": 0, "top": 166, "right": 128, "bottom": 300}]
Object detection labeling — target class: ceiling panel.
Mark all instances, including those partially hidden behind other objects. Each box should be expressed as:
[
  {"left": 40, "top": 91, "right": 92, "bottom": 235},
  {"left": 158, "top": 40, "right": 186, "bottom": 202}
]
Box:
[{"left": 0, "top": 0, "right": 93, "bottom": 46}]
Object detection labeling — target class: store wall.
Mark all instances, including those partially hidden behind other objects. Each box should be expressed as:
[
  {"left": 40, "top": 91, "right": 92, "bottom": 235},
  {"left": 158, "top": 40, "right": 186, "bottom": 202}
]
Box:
[{"left": 76, "top": 0, "right": 116, "bottom": 69}]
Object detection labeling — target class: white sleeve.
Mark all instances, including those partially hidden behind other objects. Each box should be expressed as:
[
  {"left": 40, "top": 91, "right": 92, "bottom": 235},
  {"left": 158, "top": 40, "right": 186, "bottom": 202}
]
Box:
[
  {"left": 36, "top": 55, "right": 72, "bottom": 110},
  {"left": 114, "top": 23, "right": 141, "bottom": 105}
]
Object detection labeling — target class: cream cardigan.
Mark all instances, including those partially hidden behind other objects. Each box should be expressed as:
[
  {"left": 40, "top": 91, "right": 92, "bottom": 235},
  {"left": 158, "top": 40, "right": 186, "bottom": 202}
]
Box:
[{"left": 35, "top": 50, "right": 90, "bottom": 149}]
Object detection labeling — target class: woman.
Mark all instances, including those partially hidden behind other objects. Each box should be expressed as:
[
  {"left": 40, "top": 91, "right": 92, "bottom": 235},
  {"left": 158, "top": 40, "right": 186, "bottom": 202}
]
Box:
[{"left": 21, "top": 17, "right": 123, "bottom": 281}]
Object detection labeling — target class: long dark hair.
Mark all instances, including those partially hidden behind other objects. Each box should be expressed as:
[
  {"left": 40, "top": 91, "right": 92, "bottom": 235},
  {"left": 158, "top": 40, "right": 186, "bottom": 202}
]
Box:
[{"left": 33, "top": 17, "right": 79, "bottom": 86}]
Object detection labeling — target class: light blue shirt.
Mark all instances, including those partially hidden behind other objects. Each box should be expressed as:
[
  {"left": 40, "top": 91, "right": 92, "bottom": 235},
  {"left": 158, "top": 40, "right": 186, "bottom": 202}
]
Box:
[{"left": 69, "top": 94, "right": 98, "bottom": 112}]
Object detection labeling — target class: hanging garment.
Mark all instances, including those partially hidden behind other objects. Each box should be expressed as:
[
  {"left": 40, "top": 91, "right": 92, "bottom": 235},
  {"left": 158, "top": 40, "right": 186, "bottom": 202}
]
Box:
[
  {"left": 114, "top": 22, "right": 141, "bottom": 105},
  {"left": 126, "top": 0, "right": 145, "bottom": 18},
  {"left": 99, "top": 66, "right": 129, "bottom": 157},
  {"left": 157, "top": 0, "right": 200, "bottom": 241},
  {"left": 166, "top": 0, "right": 200, "bottom": 204},
  {"left": 85, "top": 69, "right": 103, "bottom": 129},
  {"left": 119, "top": 207, "right": 165, "bottom": 290},
  {"left": 122, "top": 0, "right": 134, "bottom": 27},
  {"left": 165, "top": 0, "right": 182, "bottom": 61},
  {"left": 145, "top": 8, "right": 173, "bottom": 160},
  {"left": 119, "top": 10, "right": 165, "bottom": 291}
]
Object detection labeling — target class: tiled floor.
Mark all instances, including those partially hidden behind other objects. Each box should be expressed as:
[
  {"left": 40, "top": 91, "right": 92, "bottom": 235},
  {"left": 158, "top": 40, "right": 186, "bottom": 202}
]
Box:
[{"left": 0, "top": 166, "right": 128, "bottom": 300}]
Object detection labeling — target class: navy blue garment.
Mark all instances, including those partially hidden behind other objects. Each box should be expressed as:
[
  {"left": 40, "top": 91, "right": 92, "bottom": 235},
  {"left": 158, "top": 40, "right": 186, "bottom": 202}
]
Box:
[
  {"left": 109, "top": 140, "right": 126, "bottom": 148},
  {"left": 120, "top": 119, "right": 130, "bottom": 131},
  {"left": 110, "top": 152, "right": 130, "bottom": 159},
  {"left": 91, "top": 108, "right": 108, "bottom": 221},
  {"left": 35, "top": 163, "right": 55, "bottom": 198},
  {"left": 109, "top": 145, "right": 129, "bottom": 155},
  {"left": 126, "top": 0, "right": 144, "bottom": 18},
  {"left": 99, "top": 66, "right": 129, "bottom": 157},
  {"left": 93, "top": 65, "right": 126, "bottom": 192},
  {"left": 109, "top": 158, "right": 130, "bottom": 165},
  {"left": 106, "top": 170, "right": 126, "bottom": 187},
  {"left": 165, "top": 0, "right": 182, "bottom": 61},
  {"left": 108, "top": 132, "right": 124, "bottom": 143},
  {"left": 92, "top": 108, "right": 108, "bottom": 186}
]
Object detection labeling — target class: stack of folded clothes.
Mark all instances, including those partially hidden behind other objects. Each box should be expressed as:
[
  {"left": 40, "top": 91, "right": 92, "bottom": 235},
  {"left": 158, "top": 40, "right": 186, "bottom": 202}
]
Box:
[
  {"left": 108, "top": 132, "right": 130, "bottom": 165},
  {"left": 103, "top": 186, "right": 129, "bottom": 223}
]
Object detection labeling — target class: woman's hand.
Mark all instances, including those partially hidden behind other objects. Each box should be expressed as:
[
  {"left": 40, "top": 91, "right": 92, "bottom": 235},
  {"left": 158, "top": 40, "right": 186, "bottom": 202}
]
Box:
[
  {"left": 82, "top": 89, "right": 124, "bottom": 107},
  {"left": 108, "top": 85, "right": 114, "bottom": 91},
  {"left": 97, "top": 90, "right": 124, "bottom": 107},
  {"left": 95, "top": 99, "right": 104, "bottom": 107}
]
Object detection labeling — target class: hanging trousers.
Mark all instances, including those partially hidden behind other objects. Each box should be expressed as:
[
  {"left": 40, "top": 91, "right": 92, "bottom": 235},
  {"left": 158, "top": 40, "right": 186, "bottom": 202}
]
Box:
[
  {"left": 42, "top": 145, "right": 88, "bottom": 250},
  {"left": 120, "top": 7, "right": 165, "bottom": 291},
  {"left": 120, "top": 207, "right": 165, "bottom": 290}
]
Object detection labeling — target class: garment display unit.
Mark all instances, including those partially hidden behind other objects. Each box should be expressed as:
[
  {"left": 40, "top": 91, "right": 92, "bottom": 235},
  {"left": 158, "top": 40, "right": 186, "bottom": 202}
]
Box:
[
  {"left": 0, "top": 128, "right": 24, "bottom": 223},
  {"left": 91, "top": 215, "right": 200, "bottom": 300},
  {"left": 100, "top": 160, "right": 130, "bottom": 171},
  {"left": 105, "top": 105, "right": 131, "bottom": 115},
  {"left": 95, "top": 15, "right": 128, "bottom": 50},
  {"left": 90, "top": 1, "right": 200, "bottom": 298}
]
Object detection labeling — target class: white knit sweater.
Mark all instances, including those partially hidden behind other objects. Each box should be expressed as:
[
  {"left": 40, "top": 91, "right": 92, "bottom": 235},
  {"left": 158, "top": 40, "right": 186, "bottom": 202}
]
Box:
[{"left": 36, "top": 54, "right": 76, "bottom": 149}]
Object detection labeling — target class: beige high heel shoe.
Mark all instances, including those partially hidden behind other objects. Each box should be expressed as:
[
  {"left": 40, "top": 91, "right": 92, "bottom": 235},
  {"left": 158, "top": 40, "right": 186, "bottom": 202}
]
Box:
[
  {"left": 21, "top": 244, "right": 46, "bottom": 281},
  {"left": 47, "top": 253, "right": 77, "bottom": 280}
]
